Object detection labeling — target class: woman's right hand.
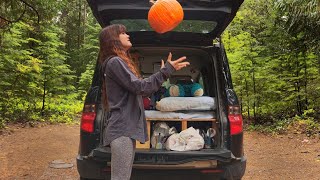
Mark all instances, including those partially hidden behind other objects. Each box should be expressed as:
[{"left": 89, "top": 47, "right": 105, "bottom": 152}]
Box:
[{"left": 161, "top": 52, "right": 190, "bottom": 71}]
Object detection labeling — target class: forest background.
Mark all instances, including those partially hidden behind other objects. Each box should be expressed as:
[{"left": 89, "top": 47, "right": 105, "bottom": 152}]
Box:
[{"left": 0, "top": 0, "right": 319, "bottom": 135}]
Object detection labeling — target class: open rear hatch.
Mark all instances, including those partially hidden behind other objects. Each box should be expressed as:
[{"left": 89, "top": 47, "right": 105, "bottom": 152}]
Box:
[
  {"left": 87, "top": 0, "right": 244, "bottom": 46},
  {"left": 86, "top": 0, "right": 243, "bottom": 165}
]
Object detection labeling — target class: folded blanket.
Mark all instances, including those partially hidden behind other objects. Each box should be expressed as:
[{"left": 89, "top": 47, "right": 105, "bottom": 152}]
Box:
[
  {"left": 145, "top": 110, "right": 215, "bottom": 119},
  {"left": 155, "top": 96, "right": 216, "bottom": 112}
]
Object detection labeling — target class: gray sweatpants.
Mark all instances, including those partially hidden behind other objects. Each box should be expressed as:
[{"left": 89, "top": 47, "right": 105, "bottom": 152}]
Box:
[{"left": 110, "top": 136, "right": 136, "bottom": 180}]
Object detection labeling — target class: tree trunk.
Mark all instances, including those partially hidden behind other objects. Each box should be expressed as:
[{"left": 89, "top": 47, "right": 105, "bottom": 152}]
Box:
[
  {"left": 41, "top": 78, "right": 46, "bottom": 116},
  {"left": 303, "top": 53, "right": 308, "bottom": 110},
  {"left": 75, "top": 0, "right": 82, "bottom": 88},
  {"left": 240, "top": 88, "right": 243, "bottom": 113},
  {"left": 245, "top": 78, "right": 250, "bottom": 121},
  {"left": 318, "top": 51, "right": 320, "bottom": 74},
  {"left": 78, "top": 0, "right": 81, "bottom": 49},
  {"left": 252, "top": 68, "right": 256, "bottom": 120},
  {"left": 250, "top": 39, "right": 256, "bottom": 120},
  {"left": 83, "top": 2, "right": 87, "bottom": 41},
  {"left": 295, "top": 56, "right": 302, "bottom": 115}
]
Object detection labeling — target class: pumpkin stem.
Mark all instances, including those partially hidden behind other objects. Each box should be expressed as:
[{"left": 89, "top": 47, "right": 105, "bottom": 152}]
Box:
[{"left": 149, "top": 0, "right": 156, "bottom": 5}]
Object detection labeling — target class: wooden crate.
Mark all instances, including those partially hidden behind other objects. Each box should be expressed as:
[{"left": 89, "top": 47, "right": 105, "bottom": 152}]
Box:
[{"left": 136, "top": 118, "right": 217, "bottom": 149}]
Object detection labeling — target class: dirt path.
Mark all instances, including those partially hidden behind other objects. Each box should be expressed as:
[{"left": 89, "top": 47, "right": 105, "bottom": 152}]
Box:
[
  {"left": 0, "top": 124, "right": 319, "bottom": 180},
  {"left": 244, "top": 131, "right": 319, "bottom": 180},
  {"left": 0, "top": 124, "right": 79, "bottom": 180}
]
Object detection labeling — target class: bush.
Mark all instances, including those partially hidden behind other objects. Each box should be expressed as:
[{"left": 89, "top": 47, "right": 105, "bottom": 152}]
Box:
[
  {"left": 245, "top": 109, "right": 320, "bottom": 135},
  {"left": 0, "top": 93, "right": 83, "bottom": 129}
]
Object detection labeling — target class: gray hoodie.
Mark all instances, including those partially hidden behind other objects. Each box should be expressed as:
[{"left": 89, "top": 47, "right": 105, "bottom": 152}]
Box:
[{"left": 103, "top": 56, "right": 175, "bottom": 146}]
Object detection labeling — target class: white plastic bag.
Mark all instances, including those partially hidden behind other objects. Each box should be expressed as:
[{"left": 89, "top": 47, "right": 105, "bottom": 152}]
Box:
[
  {"left": 165, "top": 133, "right": 186, "bottom": 151},
  {"left": 180, "top": 127, "right": 205, "bottom": 151},
  {"left": 165, "top": 127, "right": 204, "bottom": 151}
]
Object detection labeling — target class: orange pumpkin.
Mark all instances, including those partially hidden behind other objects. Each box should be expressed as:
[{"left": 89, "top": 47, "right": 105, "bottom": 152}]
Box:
[{"left": 148, "top": 0, "right": 184, "bottom": 34}]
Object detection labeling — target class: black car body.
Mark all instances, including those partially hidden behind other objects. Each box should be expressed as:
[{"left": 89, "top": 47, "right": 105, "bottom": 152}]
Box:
[{"left": 77, "top": 0, "right": 246, "bottom": 179}]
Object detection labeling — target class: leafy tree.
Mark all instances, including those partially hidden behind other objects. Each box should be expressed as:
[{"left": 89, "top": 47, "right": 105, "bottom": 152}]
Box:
[
  {"left": 77, "top": 11, "right": 100, "bottom": 98},
  {"left": 33, "top": 24, "right": 75, "bottom": 116},
  {"left": 1, "top": 0, "right": 319, "bottom": 128},
  {"left": 275, "top": 0, "right": 320, "bottom": 117},
  {"left": 58, "top": 0, "right": 90, "bottom": 86},
  {"left": 224, "top": 0, "right": 320, "bottom": 122},
  {"left": 0, "top": 22, "right": 42, "bottom": 123},
  {"left": 275, "top": 0, "right": 320, "bottom": 51},
  {"left": 223, "top": 0, "right": 274, "bottom": 121}
]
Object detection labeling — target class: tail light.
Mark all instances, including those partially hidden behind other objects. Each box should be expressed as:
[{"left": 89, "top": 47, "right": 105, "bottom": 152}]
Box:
[
  {"left": 228, "top": 105, "right": 243, "bottom": 135},
  {"left": 80, "top": 104, "right": 96, "bottom": 133}
]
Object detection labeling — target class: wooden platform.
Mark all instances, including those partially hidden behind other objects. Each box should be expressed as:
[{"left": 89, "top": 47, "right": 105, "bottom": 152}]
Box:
[{"left": 136, "top": 118, "right": 217, "bottom": 149}]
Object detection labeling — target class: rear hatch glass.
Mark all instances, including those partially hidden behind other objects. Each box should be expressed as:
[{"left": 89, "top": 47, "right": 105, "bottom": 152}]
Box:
[
  {"left": 87, "top": 0, "right": 244, "bottom": 46},
  {"left": 111, "top": 19, "right": 217, "bottom": 33}
]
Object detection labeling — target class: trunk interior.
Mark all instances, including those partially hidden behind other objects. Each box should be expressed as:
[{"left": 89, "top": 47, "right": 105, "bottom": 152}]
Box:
[
  {"left": 133, "top": 46, "right": 220, "bottom": 147},
  {"left": 95, "top": 46, "right": 229, "bottom": 164}
]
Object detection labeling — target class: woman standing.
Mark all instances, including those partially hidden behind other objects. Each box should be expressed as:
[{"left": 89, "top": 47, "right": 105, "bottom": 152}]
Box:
[{"left": 99, "top": 24, "right": 189, "bottom": 180}]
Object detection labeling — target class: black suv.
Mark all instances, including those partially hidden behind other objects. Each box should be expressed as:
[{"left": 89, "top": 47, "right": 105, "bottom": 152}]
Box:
[{"left": 77, "top": 0, "right": 246, "bottom": 179}]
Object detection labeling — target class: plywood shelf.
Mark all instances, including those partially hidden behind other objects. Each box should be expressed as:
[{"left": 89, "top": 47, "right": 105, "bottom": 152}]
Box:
[
  {"left": 146, "top": 118, "right": 216, "bottom": 121},
  {"left": 136, "top": 118, "right": 217, "bottom": 149}
]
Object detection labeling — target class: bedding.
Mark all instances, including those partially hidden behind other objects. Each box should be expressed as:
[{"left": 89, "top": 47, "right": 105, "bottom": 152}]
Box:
[
  {"left": 155, "top": 96, "right": 216, "bottom": 112},
  {"left": 145, "top": 110, "right": 215, "bottom": 119}
]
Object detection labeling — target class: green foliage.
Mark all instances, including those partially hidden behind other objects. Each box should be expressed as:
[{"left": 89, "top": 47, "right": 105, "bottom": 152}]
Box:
[
  {"left": 275, "top": 0, "right": 320, "bottom": 51},
  {"left": 59, "top": 0, "right": 99, "bottom": 87},
  {"left": 246, "top": 118, "right": 291, "bottom": 135},
  {"left": 0, "top": 22, "right": 42, "bottom": 122},
  {"left": 45, "top": 94, "right": 83, "bottom": 123},
  {"left": 1, "top": 0, "right": 319, "bottom": 135},
  {"left": 223, "top": 0, "right": 276, "bottom": 119},
  {"left": 35, "top": 23, "right": 75, "bottom": 94},
  {"left": 77, "top": 11, "right": 100, "bottom": 98},
  {"left": 78, "top": 63, "right": 95, "bottom": 99},
  {"left": 0, "top": 0, "right": 98, "bottom": 127},
  {"left": 0, "top": 19, "right": 80, "bottom": 125},
  {"left": 223, "top": 0, "right": 320, "bottom": 127},
  {"left": 246, "top": 111, "right": 319, "bottom": 135}
]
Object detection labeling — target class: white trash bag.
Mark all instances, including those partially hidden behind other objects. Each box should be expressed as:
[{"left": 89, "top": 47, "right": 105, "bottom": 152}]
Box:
[
  {"left": 165, "top": 127, "right": 204, "bottom": 151},
  {"left": 165, "top": 133, "right": 186, "bottom": 151}
]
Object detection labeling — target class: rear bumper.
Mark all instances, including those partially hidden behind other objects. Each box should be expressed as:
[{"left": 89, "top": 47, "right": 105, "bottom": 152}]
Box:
[
  {"left": 77, "top": 155, "right": 106, "bottom": 179},
  {"left": 77, "top": 155, "right": 246, "bottom": 180},
  {"left": 91, "top": 147, "right": 233, "bottom": 164},
  {"left": 221, "top": 156, "right": 246, "bottom": 180}
]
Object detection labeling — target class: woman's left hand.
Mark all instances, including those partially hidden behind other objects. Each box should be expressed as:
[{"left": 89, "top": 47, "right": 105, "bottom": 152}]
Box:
[{"left": 161, "top": 52, "right": 190, "bottom": 70}]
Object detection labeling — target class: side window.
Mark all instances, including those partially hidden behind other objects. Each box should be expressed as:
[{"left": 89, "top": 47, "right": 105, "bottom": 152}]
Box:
[
  {"left": 200, "top": 68, "right": 211, "bottom": 96},
  {"left": 198, "top": 74, "right": 204, "bottom": 90},
  {"left": 198, "top": 72, "right": 209, "bottom": 96}
]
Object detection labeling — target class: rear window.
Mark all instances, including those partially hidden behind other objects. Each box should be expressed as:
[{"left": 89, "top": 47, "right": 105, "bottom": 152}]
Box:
[{"left": 111, "top": 19, "right": 217, "bottom": 33}]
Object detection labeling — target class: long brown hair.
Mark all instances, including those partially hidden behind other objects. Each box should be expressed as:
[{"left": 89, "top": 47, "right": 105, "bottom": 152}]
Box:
[{"left": 99, "top": 24, "right": 140, "bottom": 110}]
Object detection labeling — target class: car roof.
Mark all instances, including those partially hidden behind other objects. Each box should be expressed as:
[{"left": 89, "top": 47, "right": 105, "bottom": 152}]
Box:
[{"left": 87, "top": 0, "right": 244, "bottom": 46}]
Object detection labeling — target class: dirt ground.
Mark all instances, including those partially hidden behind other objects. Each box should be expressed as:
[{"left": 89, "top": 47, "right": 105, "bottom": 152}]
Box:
[{"left": 0, "top": 123, "right": 319, "bottom": 180}]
